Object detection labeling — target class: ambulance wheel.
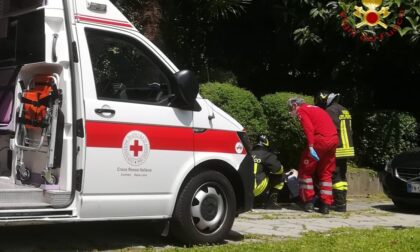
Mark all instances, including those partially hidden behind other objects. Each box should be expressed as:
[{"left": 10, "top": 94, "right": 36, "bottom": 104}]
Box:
[
  {"left": 17, "top": 168, "right": 31, "bottom": 182},
  {"left": 171, "top": 170, "right": 236, "bottom": 244}
]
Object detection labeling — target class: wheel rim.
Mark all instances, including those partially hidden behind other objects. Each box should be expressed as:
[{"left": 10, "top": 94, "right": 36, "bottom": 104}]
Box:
[
  {"left": 190, "top": 183, "right": 227, "bottom": 234},
  {"left": 19, "top": 169, "right": 30, "bottom": 180}
]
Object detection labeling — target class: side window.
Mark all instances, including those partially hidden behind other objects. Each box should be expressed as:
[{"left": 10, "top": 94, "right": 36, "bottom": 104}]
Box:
[{"left": 85, "top": 28, "right": 171, "bottom": 104}]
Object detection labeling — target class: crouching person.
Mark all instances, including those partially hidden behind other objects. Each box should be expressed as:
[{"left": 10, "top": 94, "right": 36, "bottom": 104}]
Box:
[{"left": 252, "top": 134, "right": 290, "bottom": 208}]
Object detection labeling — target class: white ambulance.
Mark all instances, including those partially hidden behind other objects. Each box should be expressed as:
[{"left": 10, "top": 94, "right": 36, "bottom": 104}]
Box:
[{"left": 0, "top": 0, "right": 253, "bottom": 244}]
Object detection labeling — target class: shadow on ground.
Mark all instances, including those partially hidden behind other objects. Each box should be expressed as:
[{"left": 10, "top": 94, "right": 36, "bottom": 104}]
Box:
[
  {"left": 0, "top": 221, "right": 244, "bottom": 251},
  {"left": 372, "top": 204, "right": 420, "bottom": 215}
]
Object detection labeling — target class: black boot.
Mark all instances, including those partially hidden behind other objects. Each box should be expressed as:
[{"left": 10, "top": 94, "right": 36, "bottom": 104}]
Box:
[
  {"left": 299, "top": 201, "right": 314, "bottom": 212},
  {"left": 319, "top": 203, "right": 330, "bottom": 214},
  {"left": 332, "top": 204, "right": 347, "bottom": 212},
  {"left": 332, "top": 190, "right": 347, "bottom": 212},
  {"left": 266, "top": 190, "right": 281, "bottom": 209}
]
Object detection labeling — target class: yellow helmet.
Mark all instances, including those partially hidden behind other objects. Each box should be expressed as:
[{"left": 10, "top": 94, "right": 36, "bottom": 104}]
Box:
[{"left": 362, "top": 0, "right": 383, "bottom": 8}]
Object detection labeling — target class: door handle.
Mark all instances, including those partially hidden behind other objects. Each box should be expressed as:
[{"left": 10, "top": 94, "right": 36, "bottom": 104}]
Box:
[{"left": 95, "top": 108, "right": 115, "bottom": 115}]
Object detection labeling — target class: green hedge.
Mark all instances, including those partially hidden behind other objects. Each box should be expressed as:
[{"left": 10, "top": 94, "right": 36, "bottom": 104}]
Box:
[
  {"left": 260, "top": 92, "right": 314, "bottom": 168},
  {"left": 354, "top": 111, "right": 418, "bottom": 169},
  {"left": 200, "top": 82, "right": 268, "bottom": 141}
]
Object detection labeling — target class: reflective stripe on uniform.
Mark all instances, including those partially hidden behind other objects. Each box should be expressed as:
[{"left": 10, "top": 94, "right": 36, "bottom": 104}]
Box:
[
  {"left": 273, "top": 165, "right": 284, "bottom": 175},
  {"left": 299, "top": 178, "right": 313, "bottom": 183},
  {"left": 336, "top": 147, "right": 355, "bottom": 158},
  {"left": 253, "top": 163, "right": 258, "bottom": 190},
  {"left": 337, "top": 114, "right": 354, "bottom": 158},
  {"left": 320, "top": 190, "right": 333, "bottom": 195},
  {"left": 332, "top": 181, "right": 348, "bottom": 191},
  {"left": 320, "top": 182, "right": 332, "bottom": 187},
  {"left": 299, "top": 178, "right": 314, "bottom": 190},
  {"left": 273, "top": 182, "right": 285, "bottom": 190},
  {"left": 340, "top": 119, "right": 349, "bottom": 148},
  {"left": 300, "top": 184, "right": 314, "bottom": 189},
  {"left": 254, "top": 177, "right": 268, "bottom": 196}
]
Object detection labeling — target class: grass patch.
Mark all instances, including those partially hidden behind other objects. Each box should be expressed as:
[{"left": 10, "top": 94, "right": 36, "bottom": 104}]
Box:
[
  {"left": 239, "top": 206, "right": 391, "bottom": 220},
  {"left": 349, "top": 193, "right": 390, "bottom": 202},
  {"left": 347, "top": 165, "right": 378, "bottom": 177},
  {"left": 261, "top": 214, "right": 278, "bottom": 220},
  {"left": 138, "top": 227, "right": 420, "bottom": 251}
]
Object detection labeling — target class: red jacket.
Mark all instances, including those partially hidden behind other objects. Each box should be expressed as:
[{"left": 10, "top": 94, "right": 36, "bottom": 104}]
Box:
[{"left": 297, "top": 104, "right": 337, "bottom": 146}]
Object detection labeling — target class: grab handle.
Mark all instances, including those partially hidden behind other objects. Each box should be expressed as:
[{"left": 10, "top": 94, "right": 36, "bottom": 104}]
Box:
[
  {"left": 52, "top": 34, "right": 59, "bottom": 62},
  {"left": 95, "top": 108, "right": 115, "bottom": 116}
]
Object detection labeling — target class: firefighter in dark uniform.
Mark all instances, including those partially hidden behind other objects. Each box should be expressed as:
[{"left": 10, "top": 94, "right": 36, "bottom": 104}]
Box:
[
  {"left": 252, "top": 135, "right": 285, "bottom": 208},
  {"left": 315, "top": 91, "right": 355, "bottom": 212}
]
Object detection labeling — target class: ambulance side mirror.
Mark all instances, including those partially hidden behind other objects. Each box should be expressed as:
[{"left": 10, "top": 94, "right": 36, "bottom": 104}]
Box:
[{"left": 173, "top": 70, "right": 199, "bottom": 110}]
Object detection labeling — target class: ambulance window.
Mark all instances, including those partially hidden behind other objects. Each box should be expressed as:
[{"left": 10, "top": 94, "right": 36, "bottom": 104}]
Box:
[{"left": 85, "top": 28, "right": 172, "bottom": 104}]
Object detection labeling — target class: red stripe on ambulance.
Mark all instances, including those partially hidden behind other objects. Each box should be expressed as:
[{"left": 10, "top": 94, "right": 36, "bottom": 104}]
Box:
[
  {"left": 75, "top": 14, "right": 133, "bottom": 28},
  {"left": 85, "top": 121, "right": 244, "bottom": 154}
]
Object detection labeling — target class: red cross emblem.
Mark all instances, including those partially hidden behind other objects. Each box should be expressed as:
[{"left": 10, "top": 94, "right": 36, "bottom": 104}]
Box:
[
  {"left": 130, "top": 140, "right": 143, "bottom": 157},
  {"left": 123, "top": 131, "right": 150, "bottom": 166}
]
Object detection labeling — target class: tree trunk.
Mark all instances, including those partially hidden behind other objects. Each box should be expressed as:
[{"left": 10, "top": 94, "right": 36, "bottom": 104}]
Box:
[
  {"left": 112, "top": 0, "right": 164, "bottom": 48},
  {"left": 139, "top": 0, "right": 163, "bottom": 48}
]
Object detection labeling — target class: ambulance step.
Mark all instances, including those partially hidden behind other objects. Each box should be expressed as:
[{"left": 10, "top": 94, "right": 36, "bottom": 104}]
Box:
[
  {"left": 0, "top": 187, "right": 44, "bottom": 203},
  {"left": 44, "top": 190, "right": 72, "bottom": 205},
  {"left": 0, "top": 202, "right": 50, "bottom": 209}
]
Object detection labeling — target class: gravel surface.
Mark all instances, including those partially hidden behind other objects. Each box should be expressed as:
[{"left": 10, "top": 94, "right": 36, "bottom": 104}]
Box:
[{"left": 0, "top": 198, "right": 419, "bottom": 251}]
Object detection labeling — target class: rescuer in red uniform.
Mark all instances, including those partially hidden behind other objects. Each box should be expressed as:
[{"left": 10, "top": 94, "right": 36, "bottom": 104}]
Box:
[{"left": 288, "top": 97, "right": 338, "bottom": 214}]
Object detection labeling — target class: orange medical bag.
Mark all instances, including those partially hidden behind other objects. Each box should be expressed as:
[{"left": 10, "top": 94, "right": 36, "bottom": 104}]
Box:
[{"left": 22, "top": 75, "right": 55, "bottom": 129}]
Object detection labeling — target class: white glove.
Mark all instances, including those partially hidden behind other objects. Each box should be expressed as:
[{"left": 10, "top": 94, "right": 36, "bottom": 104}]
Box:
[{"left": 286, "top": 169, "right": 298, "bottom": 179}]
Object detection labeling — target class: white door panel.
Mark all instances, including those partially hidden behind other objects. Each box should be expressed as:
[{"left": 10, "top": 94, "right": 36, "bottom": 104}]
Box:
[
  {"left": 76, "top": 23, "right": 194, "bottom": 218},
  {"left": 194, "top": 152, "right": 246, "bottom": 171},
  {"left": 84, "top": 99, "right": 193, "bottom": 127},
  {"left": 84, "top": 148, "right": 194, "bottom": 194}
]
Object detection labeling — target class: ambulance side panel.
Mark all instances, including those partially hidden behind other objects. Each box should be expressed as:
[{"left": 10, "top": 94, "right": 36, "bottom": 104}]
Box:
[{"left": 74, "top": 21, "right": 199, "bottom": 218}]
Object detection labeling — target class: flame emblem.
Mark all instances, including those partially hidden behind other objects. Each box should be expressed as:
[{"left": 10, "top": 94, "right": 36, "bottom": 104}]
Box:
[{"left": 354, "top": 0, "right": 390, "bottom": 29}]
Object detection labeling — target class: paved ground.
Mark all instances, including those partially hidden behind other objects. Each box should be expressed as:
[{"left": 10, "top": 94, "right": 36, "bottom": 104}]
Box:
[
  {"left": 0, "top": 198, "right": 419, "bottom": 251},
  {"left": 232, "top": 197, "right": 420, "bottom": 238}
]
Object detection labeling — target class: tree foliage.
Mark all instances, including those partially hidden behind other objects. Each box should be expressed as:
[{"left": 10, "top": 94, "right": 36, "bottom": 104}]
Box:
[
  {"left": 111, "top": 0, "right": 420, "bottom": 140},
  {"left": 260, "top": 92, "right": 314, "bottom": 168},
  {"left": 354, "top": 111, "right": 418, "bottom": 169},
  {"left": 200, "top": 82, "right": 268, "bottom": 141}
]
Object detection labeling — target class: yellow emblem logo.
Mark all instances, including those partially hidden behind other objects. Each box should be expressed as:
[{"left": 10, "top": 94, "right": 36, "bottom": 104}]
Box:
[{"left": 354, "top": 0, "right": 390, "bottom": 29}]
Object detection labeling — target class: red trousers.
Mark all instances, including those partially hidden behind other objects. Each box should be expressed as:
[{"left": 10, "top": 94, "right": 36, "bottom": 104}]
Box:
[{"left": 298, "top": 135, "right": 338, "bottom": 205}]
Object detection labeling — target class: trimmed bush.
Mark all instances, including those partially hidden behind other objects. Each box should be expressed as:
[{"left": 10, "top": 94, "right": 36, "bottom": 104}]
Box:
[
  {"left": 260, "top": 92, "right": 314, "bottom": 168},
  {"left": 354, "top": 111, "right": 418, "bottom": 169},
  {"left": 200, "top": 82, "right": 268, "bottom": 141}
]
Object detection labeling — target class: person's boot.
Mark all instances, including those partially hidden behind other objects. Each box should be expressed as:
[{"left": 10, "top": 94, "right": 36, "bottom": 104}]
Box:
[
  {"left": 332, "top": 204, "right": 347, "bottom": 212},
  {"left": 299, "top": 201, "right": 314, "bottom": 212},
  {"left": 332, "top": 190, "right": 347, "bottom": 212},
  {"left": 266, "top": 190, "right": 281, "bottom": 209},
  {"left": 319, "top": 203, "right": 330, "bottom": 214},
  {"left": 312, "top": 195, "right": 321, "bottom": 209}
]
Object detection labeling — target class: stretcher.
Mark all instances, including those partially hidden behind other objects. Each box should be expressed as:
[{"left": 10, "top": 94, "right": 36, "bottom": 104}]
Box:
[{"left": 14, "top": 74, "right": 63, "bottom": 184}]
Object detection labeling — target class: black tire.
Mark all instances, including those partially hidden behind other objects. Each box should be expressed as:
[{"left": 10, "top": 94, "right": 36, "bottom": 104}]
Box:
[
  {"left": 17, "top": 167, "right": 31, "bottom": 182},
  {"left": 171, "top": 170, "right": 236, "bottom": 245}
]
